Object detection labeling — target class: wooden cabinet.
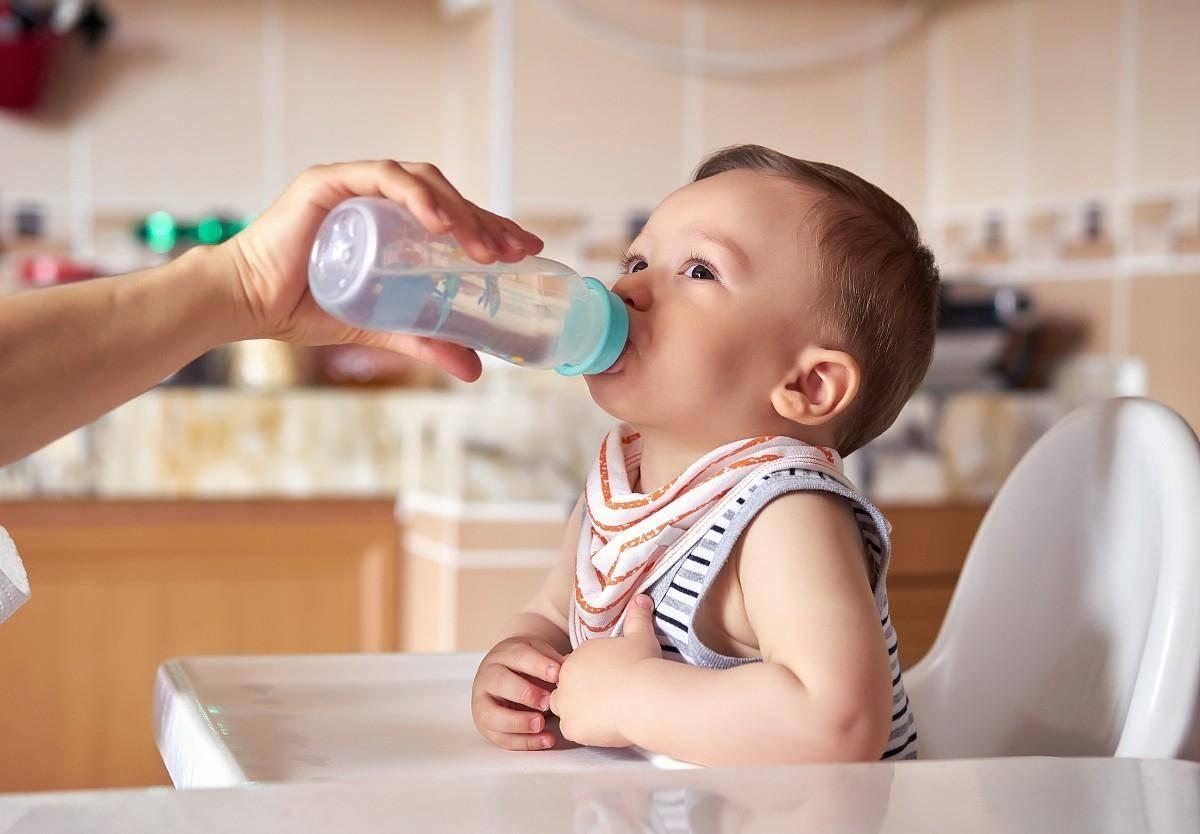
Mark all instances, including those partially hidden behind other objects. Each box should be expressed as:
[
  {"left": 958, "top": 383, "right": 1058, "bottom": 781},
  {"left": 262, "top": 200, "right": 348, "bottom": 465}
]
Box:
[
  {"left": 0, "top": 499, "right": 984, "bottom": 792},
  {"left": 0, "top": 500, "right": 396, "bottom": 792},
  {"left": 884, "top": 504, "right": 988, "bottom": 665}
]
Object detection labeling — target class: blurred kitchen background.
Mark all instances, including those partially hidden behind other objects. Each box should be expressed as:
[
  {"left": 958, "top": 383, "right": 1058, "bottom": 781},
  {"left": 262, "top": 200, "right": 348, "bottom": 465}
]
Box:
[{"left": 1, "top": 0, "right": 1197, "bottom": 791}]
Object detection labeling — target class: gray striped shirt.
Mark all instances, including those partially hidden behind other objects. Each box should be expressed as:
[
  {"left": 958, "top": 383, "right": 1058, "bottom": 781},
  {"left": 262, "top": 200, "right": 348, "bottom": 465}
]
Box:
[{"left": 641, "top": 467, "right": 919, "bottom": 761}]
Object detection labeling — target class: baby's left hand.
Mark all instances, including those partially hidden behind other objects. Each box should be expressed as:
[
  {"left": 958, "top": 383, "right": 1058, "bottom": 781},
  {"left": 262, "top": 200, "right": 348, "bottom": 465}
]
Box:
[{"left": 550, "top": 595, "right": 662, "bottom": 747}]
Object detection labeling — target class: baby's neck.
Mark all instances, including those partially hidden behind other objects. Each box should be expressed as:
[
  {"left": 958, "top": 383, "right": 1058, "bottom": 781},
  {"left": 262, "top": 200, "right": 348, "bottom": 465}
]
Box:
[
  {"left": 628, "top": 427, "right": 754, "bottom": 493},
  {"left": 627, "top": 424, "right": 834, "bottom": 494},
  {"left": 631, "top": 431, "right": 711, "bottom": 494}
]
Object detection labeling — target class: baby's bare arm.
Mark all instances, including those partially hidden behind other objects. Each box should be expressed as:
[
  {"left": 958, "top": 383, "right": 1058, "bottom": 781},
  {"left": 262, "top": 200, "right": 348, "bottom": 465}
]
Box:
[
  {"left": 616, "top": 492, "right": 892, "bottom": 765},
  {"left": 502, "top": 495, "right": 581, "bottom": 655},
  {"left": 471, "top": 496, "right": 582, "bottom": 750}
]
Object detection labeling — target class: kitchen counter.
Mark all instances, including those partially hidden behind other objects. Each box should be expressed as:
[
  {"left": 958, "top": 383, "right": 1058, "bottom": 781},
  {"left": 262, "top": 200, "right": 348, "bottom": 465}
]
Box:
[
  {"left": 0, "top": 385, "right": 1064, "bottom": 505},
  {"left": 0, "top": 386, "right": 609, "bottom": 501}
]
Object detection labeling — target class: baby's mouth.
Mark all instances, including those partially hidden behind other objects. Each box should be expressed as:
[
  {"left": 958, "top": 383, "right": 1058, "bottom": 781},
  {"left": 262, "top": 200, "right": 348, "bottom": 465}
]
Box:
[{"left": 600, "top": 339, "right": 635, "bottom": 375}]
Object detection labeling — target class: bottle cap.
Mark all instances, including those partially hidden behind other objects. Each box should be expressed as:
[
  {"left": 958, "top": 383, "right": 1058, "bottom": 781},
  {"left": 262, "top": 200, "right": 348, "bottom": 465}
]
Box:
[
  {"left": 309, "top": 200, "right": 378, "bottom": 315},
  {"left": 556, "top": 277, "right": 629, "bottom": 376}
]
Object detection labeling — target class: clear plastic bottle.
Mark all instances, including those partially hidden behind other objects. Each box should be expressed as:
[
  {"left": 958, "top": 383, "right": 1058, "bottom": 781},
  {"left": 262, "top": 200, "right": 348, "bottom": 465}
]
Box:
[{"left": 308, "top": 198, "right": 628, "bottom": 376}]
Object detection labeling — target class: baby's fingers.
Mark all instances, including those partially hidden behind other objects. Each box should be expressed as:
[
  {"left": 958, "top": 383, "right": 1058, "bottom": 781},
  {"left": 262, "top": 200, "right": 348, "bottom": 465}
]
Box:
[
  {"left": 486, "top": 666, "right": 552, "bottom": 712},
  {"left": 477, "top": 209, "right": 543, "bottom": 263},
  {"left": 396, "top": 162, "right": 497, "bottom": 264},
  {"left": 490, "top": 730, "right": 557, "bottom": 752},
  {"left": 496, "top": 643, "right": 562, "bottom": 684},
  {"left": 477, "top": 700, "right": 552, "bottom": 739},
  {"left": 527, "top": 639, "right": 567, "bottom": 667}
]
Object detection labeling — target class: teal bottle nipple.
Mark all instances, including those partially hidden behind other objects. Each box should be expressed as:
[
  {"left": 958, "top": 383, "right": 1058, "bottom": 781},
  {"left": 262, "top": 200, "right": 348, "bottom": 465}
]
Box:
[{"left": 555, "top": 278, "right": 629, "bottom": 376}]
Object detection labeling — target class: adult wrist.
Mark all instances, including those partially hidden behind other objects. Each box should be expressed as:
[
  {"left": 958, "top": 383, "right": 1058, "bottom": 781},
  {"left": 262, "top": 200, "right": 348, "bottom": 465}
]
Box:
[{"left": 172, "top": 243, "right": 260, "bottom": 345}]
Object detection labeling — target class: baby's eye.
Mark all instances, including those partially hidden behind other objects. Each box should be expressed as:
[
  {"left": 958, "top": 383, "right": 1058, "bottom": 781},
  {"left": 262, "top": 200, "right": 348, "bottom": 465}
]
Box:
[
  {"left": 684, "top": 262, "right": 718, "bottom": 281},
  {"left": 625, "top": 258, "right": 648, "bottom": 273}
]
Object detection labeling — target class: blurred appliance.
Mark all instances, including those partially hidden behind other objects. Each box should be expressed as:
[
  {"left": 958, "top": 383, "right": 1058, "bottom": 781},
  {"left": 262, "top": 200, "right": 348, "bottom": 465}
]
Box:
[{"left": 926, "top": 282, "right": 1034, "bottom": 392}]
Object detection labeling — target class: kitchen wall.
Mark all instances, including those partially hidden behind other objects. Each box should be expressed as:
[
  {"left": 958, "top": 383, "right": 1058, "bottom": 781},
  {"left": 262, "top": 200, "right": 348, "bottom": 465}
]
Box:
[{"left": 3, "top": 0, "right": 1198, "bottom": 427}]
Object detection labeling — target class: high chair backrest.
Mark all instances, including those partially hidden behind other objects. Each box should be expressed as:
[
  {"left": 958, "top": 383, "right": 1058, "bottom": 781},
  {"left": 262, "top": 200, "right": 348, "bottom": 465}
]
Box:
[{"left": 904, "top": 398, "right": 1200, "bottom": 759}]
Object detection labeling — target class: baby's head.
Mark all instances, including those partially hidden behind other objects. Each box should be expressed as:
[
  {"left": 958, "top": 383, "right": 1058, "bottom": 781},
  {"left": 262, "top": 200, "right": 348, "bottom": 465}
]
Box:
[{"left": 586, "top": 144, "right": 940, "bottom": 456}]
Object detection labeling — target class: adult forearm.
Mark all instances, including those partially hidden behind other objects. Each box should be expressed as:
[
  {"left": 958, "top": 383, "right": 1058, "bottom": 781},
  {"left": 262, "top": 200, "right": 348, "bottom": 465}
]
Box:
[
  {"left": 620, "top": 658, "right": 873, "bottom": 766},
  {"left": 0, "top": 160, "right": 542, "bottom": 465},
  {"left": 0, "top": 246, "right": 249, "bottom": 466}
]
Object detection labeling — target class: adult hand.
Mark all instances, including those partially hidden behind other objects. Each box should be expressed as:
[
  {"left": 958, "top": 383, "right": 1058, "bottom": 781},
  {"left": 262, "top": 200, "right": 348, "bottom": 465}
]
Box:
[{"left": 219, "top": 160, "right": 544, "bottom": 381}]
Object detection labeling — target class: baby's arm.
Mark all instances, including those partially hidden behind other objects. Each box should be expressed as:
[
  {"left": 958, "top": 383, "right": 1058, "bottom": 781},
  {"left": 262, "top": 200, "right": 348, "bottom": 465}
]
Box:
[
  {"left": 470, "top": 496, "right": 581, "bottom": 749},
  {"left": 617, "top": 492, "right": 893, "bottom": 765},
  {"left": 505, "top": 495, "right": 581, "bottom": 654}
]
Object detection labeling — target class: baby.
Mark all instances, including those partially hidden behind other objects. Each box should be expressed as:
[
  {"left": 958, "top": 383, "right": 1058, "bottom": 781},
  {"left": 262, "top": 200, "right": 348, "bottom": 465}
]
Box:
[{"left": 471, "top": 144, "right": 939, "bottom": 766}]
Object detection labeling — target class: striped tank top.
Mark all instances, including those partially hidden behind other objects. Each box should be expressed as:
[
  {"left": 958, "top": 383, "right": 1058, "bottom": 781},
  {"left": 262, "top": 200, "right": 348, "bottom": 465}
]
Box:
[{"left": 639, "top": 466, "right": 919, "bottom": 761}]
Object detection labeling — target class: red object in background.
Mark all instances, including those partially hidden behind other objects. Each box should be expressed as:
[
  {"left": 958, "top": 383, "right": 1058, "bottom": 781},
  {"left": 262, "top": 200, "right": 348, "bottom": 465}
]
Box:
[
  {"left": 19, "top": 255, "right": 98, "bottom": 287},
  {"left": 0, "top": 24, "right": 61, "bottom": 111}
]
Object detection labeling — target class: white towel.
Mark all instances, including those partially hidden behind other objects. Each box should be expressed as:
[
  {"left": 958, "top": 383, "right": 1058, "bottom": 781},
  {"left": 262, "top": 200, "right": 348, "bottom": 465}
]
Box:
[{"left": 0, "top": 525, "right": 31, "bottom": 625}]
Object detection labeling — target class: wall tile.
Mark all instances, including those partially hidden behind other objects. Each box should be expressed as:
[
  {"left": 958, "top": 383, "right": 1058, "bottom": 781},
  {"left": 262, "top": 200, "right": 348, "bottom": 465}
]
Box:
[
  {"left": 1129, "top": 274, "right": 1200, "bottom": 431},
  {"left": 281, "top": 0, "right": 446, "bottom": 189},
  {"left": 942, "top": 0, "right": 1019, "bottom": 207},
  {"left": 1135, "top": 0, "right": 1200, "bottom": 186},
  {"left": 87, "top": 0, "right": 265, "bottom": 214},
  {"left": 1028, "top": 0, "right": 1120, "bottom": 199},
  {"left": 511, "top": 1, "right": 685, "bottom": 214}
]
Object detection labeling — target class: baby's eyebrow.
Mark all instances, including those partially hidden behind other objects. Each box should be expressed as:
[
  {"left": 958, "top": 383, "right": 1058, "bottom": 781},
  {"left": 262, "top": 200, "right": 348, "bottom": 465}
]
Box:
[{"left": 690, "top": 228, "right": 751, "bottom": 273}]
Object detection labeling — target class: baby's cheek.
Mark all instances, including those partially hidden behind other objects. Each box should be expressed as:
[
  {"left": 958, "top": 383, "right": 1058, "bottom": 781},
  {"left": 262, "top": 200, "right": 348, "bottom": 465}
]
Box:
[
  {"left": 701, "top": 332, "right": 756, "bottom": 385},
  {"left": 660, "top": 340, "right": 730, "bottom": 400}
]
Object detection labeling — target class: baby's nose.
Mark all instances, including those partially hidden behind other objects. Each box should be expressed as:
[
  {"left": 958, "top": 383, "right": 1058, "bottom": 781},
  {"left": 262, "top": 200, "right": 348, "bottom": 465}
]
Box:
[{"left": 612, "top": 273, "right": 651, "bottom": 313}]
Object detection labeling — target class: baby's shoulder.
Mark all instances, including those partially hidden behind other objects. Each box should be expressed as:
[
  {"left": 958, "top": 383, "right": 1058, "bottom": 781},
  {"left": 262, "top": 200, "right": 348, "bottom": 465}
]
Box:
[
  {"left": 738, "top": 489, "right": 860, "bottom": 546},
  {"left": 733, "top": 489, "right": 870, "bottom": 582}
]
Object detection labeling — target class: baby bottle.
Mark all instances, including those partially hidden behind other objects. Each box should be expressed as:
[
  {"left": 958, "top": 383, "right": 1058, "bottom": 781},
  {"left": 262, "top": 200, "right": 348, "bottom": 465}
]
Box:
[{"left": 308, "top": 198, "right": 628, "bottom": 376}]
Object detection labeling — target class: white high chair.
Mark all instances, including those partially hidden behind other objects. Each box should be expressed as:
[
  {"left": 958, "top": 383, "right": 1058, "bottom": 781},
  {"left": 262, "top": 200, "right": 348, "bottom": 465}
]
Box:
[{"left": 905, "top": 397, "right": 1200, "bottom": 760}]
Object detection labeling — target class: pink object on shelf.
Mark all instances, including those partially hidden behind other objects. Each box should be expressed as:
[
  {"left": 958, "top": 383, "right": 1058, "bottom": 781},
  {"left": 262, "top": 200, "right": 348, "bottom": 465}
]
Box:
[{"left": 19, "top": 255, "right": 98, "bottom": 287}]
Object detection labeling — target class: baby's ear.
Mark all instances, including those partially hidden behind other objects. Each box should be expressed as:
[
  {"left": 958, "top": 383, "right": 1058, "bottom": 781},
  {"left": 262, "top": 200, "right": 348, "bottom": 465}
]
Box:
[{"left": 770, "top": 346, "right": 860, "bottom": 428}]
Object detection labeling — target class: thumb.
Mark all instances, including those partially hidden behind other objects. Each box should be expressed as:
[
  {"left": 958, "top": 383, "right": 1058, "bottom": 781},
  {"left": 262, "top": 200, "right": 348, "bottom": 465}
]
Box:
[{"left": 623, "top": 595, "right": 658, "bottom": 641}]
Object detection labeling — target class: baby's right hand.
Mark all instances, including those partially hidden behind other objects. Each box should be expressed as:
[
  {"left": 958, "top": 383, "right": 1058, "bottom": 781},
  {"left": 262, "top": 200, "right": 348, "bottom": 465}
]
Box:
[{"left": 471, "top": 636, "right": 564, "bottom": 751}]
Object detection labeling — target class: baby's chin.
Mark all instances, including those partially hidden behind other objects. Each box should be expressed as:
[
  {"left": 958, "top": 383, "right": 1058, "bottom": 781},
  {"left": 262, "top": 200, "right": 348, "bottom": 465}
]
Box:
[
  {"left": 583, "top": 361, "right": 647, "bottom": 423},
  {"left": 583, "top": 370, "right": 630, "bottom": 419}
]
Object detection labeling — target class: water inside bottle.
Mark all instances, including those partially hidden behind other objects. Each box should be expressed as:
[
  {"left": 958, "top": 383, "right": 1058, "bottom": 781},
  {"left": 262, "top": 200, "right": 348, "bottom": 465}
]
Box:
[{"left": 363, "top": 265, "right": 588, "bottom": 367}]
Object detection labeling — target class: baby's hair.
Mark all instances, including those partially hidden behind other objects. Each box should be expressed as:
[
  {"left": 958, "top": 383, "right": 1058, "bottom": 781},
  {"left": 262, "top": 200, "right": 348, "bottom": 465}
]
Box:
[{"left": 693, "top": 144, "right": 941, "bottom": 455}]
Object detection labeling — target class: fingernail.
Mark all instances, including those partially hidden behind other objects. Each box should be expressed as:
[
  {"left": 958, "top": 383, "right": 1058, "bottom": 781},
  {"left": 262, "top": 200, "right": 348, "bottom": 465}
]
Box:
[
  {"left": 530, "top": 716, "right": 543, "bottom": 732},
  {"left": 546, "top": 664, "right": 559, "bottom": 682},
  {"left": 539, "top": 695, "right": 550, "bottom": 711},
  {"left": 480, "top": 229, "right": 500, "bottom": 254},
  {"left": 502, "top": 230, "right": 523, "bottom": 251},
  {"left": 540, "top": 737, "right": 553, "bottom": 749},
  {"left": 436, "top": 207, "right": 453, "bottom": 227},
  {"left": 636, "top": 595, "right": 652, "bottom": 610}
]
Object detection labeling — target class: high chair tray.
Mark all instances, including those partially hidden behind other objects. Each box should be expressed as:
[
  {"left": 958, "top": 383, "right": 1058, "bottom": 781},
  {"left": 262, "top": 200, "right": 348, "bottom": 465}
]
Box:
[{"left": 154, "top": 652, "right": 659, "bottom": 788}]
